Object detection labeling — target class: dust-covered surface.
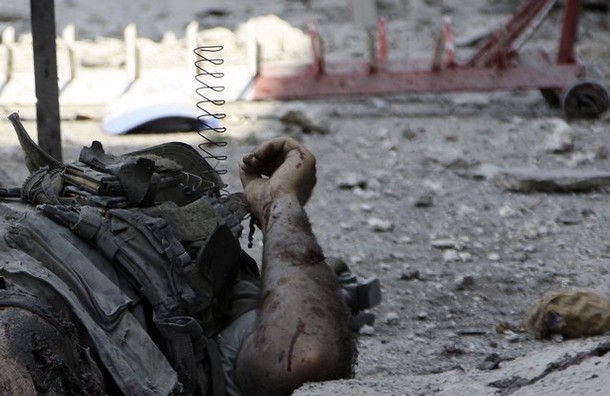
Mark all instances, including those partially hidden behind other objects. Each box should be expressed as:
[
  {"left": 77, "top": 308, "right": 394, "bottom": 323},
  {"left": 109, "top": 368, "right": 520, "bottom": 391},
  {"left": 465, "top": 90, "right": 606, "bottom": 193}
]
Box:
[{"left": 2, "top": 1, "right": 610, "bottom": 395}]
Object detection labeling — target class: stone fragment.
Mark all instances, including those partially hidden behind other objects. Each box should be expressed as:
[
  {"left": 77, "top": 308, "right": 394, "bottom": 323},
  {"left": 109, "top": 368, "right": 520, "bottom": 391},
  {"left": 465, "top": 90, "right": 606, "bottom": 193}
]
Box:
[
  {"left": 368, "top": 218, "right": 394, "bottom": 232},
  {"left": 279, "top": 109, "right": 330, "bottom": 134},
  {"left": 442, "top": 249, "right": 461, "bottom": 263},
  {"left": 400, "top": 269, "right": 420, "bottom": 281},
  {"left": 359, "top": 324, "right": 375, "bottom": 336},
  {"left": 453, "top": 275, "right": 475, "bottom": 290},
  {"left": 385, "top": 312, "right": 400, "bottom": 325},
  {"left": 337, "top": 173, "right": 368, "bottom": 189}
]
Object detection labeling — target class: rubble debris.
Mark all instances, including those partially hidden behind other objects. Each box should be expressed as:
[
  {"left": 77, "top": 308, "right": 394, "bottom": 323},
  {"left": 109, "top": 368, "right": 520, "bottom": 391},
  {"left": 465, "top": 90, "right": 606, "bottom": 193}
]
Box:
[
  {"left": 279, "top": 110, "right": 330, "bottom": 135},
  {"left": 467, "top": 164, "right": 610, "bottom": 193}
]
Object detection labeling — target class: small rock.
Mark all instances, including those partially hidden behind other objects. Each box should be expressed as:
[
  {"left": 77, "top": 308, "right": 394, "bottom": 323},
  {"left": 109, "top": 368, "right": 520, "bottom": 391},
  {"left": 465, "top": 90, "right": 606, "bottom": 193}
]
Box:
[
  {"left": 477, "top": 353, "right": 503, "bottom": 371},
  {"left": 453, "top": 275, "right": 475, "bottom": 290},
  {"left": 360, "top": 203, "right": 373, "bottom": 212},
  {"left": 414, "top": 193, "right": 434, "bottom": 207},
  {"left": 369, "top": 97, "right": 389, "bottom": 110},
  {"left": 339, "top": 222, "right": 353, "bottom": 230},
  {"left": 524, "top": 244, "right": 538, "bottom": 253},
  {"left": 556, "top": 208, "right": 583, "bottom": 225},
  {"left": 368, "top": 218, "right": 394, "bottom": 232},
  {"left": 431, "top": 239, "right": 459, "bottom": 249},
  {"left": 543, "top": 118, "right": 574, "bottom": 153},
  {"left": 425, "top": 148, "right": 474, "bottom": 169},
  {"left": 359, "top": 324, "right": 375, "bottom": 336},
  {"left": 498, "top": 205, "right": 518, "bottom": 218},
  {"left": 567, "top": 152, "right": 596, "bottom": 167},
  {"left": 443, "top": 249, "right": 461, "bottom": 263},
  {"left": 279, "top": 109, "right": 330, "bottom": 134},
  {"left": 398, "top": 235, "right": 413, "bottom": 244},
  {"left": 504, "top": 331, "right": 522, "bottom": 343},
  {"left": 400, "top": 269, "right": 420, "bottom": 281},
  {"left": 402, "top": 127, "right": 418, "bottom": 140},
  {"left": 385, "top": 312, "right": 400, "bottom": 325},
  {"left": 487, "top": 253, "right": 501, "bottom": 262},
  {"left": 415, "top": 312, "right": 428, "bottom": 320},
  {"left": 337, "top": 173, "right": 367, "bottom": 189}
]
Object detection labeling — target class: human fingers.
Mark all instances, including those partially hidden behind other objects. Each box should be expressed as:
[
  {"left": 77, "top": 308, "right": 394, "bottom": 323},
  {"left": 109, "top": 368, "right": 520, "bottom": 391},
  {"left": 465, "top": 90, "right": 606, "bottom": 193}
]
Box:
[
  {"left": 249, "top": 137, "right": 311, "bottom": 175},
  {"left": 239, "top": 158, "right": 261, "bottom": 188}
]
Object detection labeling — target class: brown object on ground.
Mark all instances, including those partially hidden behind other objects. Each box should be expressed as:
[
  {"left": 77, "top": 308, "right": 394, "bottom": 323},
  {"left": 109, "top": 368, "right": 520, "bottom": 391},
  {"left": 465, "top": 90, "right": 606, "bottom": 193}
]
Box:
[{"left": 524, "top": 290, "right": 610, "bottom": 339}]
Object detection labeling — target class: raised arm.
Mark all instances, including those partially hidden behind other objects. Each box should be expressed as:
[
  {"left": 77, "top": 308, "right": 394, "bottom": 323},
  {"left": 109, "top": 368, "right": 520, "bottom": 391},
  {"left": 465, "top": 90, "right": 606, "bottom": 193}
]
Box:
[{"left": 236, "top": 137, "right": 355, "bottom": 395}]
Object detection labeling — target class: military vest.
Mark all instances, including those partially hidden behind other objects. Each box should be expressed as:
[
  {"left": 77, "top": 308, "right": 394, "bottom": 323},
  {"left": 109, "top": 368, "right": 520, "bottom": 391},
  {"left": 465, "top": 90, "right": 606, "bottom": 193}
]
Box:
[{"left": 0, "top": 113, "right": 257, "bottom": 395}]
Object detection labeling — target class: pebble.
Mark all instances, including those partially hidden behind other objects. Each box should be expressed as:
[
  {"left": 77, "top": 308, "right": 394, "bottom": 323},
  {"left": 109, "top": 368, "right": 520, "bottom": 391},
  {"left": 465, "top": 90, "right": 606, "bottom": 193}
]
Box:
[
  {"left": 453, "top": 275, "right": 475, "bottom": 290},
  {"left": 487, "top": 253, "right": 501, "bottom": 262},
  {"left": 556, "top": 208, "right": 583, "bottom": 225},
  {"left": 360, "top": 203, "right": 373, "bottom": 212},
  {"left": 368, "top": 218, "right": 394, "bottom": 232},
  {"left": 543, "top": 118, "right": 574, "bottom": 153},
  {"left": 414, "top": 193, "right": 434, "bottom": 207},
  {"left": 524, "top": 244, "right": 538, "bottom": 253},
  {"left": 431, "top": 239, "right": 459, "bottom": 249},
  {"left": 336, "top": 173, "right": 367, "bottom": 189},
  {"left": 504, "top": 331, "right": 522, "bottom": 343},
  {"left": 402, "top": 127, "right": 418, "bottom": 140},
  {"left": 442, "top": 249, "right": 461, "bottom": 263},
  {"left": 359, "top": 325, "right": 375, "bottom": 336},
  {"left": 385, "top": 312, "right": 400, "bottom": 325},
  {"left": 398, "top": 235, "right": 413, "bottom": 244},
  {"left": 415, "top": 311, "right": 428, "bottom": 320},
  {"left": 400, "top": 269, "right": 420, "bottom": 281}
]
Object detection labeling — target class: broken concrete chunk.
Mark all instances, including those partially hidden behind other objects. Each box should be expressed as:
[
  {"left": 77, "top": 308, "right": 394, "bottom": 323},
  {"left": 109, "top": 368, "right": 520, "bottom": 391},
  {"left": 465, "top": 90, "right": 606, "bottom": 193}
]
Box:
[{"left": 492, "top": 168, "right": 610, "bottom": 193}]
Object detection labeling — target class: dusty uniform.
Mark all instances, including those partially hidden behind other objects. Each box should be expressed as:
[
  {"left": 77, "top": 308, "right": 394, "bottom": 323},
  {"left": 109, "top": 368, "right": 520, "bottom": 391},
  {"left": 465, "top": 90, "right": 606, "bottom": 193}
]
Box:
[
  {"left": 0, "top": 113, "right": 260, "bottom": 395},
  {"left": 0, "top": 197, "right": 259, "bottom": 396}
]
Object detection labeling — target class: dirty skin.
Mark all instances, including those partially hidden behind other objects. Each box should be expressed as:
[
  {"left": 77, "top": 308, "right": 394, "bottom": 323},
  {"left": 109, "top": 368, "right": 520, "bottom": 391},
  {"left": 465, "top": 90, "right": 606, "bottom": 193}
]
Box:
[
  {"left": 286, "top": 319, "right": 306, "bottom": 372},
  {"left": 279, "top": 248, "right": 324, "bottom": 267}
]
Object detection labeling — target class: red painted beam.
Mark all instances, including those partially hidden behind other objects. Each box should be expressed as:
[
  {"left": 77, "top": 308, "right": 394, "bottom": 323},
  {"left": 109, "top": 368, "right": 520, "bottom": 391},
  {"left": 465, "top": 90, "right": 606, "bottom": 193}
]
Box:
[{"left": 251, "top": 62, "right": 584, "bottom": 100}]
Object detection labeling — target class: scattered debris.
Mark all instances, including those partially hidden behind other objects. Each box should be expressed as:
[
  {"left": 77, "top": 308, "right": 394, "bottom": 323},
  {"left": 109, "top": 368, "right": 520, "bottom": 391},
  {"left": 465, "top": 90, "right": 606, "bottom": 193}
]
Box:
[
  {"left": 477, "top": 353, "right": 505, "bottom": 371},
  {"left": 400, "top": 269, "right": 421, "bottom": 281},
  {"left": 481, "top": 167, "right": 610, "bottom": 193},
  {"left": 279, "top": 110, "right": 330, "bottom": 135}
]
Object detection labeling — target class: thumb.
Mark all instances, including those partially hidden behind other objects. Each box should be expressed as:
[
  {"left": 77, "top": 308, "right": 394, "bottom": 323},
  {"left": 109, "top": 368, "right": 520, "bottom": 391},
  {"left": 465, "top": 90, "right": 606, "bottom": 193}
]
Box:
[{"left": 239, "top": 162, "right": 261, "bottom": 189}]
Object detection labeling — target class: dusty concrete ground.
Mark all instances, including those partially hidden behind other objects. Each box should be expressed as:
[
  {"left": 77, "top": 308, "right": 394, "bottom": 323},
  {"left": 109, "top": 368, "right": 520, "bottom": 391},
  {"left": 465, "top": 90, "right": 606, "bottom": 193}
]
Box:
[{"left": 2, "top": 1, "right": 610, "bottom": 395}]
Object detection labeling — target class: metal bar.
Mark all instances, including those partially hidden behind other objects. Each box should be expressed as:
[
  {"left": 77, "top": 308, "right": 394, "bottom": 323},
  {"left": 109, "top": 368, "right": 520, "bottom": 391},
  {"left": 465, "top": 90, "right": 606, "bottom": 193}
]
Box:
[
  {"left": 308, "top": 21, "right": 324, "bottom": 76},
  {"left": 466, "top": 0, "right": 555, "bottom": 67},
  {"left": 376, "top": 17, "right": 387, "bottom": 70},
  {"left": 557, "top": 0, "right": 581, "bottom": 63},
  {"left": 252, "top": 62, "right": 584, "bottom": 100},
  {"left": 30, "top": 0, "right": 62, "bottom": 162}
]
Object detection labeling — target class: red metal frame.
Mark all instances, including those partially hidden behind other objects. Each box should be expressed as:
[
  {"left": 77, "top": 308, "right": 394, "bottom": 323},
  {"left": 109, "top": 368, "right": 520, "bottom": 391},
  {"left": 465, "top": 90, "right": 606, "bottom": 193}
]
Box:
[{"left": 251, "top": 0, "right": 584, "bottom": 102}]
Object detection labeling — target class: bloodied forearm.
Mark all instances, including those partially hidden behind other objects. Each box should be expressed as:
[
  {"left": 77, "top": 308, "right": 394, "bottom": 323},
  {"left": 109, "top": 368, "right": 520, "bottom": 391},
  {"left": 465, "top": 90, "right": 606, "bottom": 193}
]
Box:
[{"left": 235, "top": 195, "right": 355, "bottom": 396}]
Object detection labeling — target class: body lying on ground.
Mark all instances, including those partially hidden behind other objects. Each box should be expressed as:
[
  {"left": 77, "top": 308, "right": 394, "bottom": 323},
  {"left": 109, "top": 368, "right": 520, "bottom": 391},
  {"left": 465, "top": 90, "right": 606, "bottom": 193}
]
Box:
[{"left": 0, "top": 113, "right": 370, "bottom": 396}]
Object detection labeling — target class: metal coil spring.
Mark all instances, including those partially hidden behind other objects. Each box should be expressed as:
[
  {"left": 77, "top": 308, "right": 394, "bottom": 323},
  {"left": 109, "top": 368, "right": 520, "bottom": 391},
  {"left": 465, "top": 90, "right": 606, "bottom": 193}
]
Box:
[{"left": 194, "top": 45, "right": 228, "bottom": 180}]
